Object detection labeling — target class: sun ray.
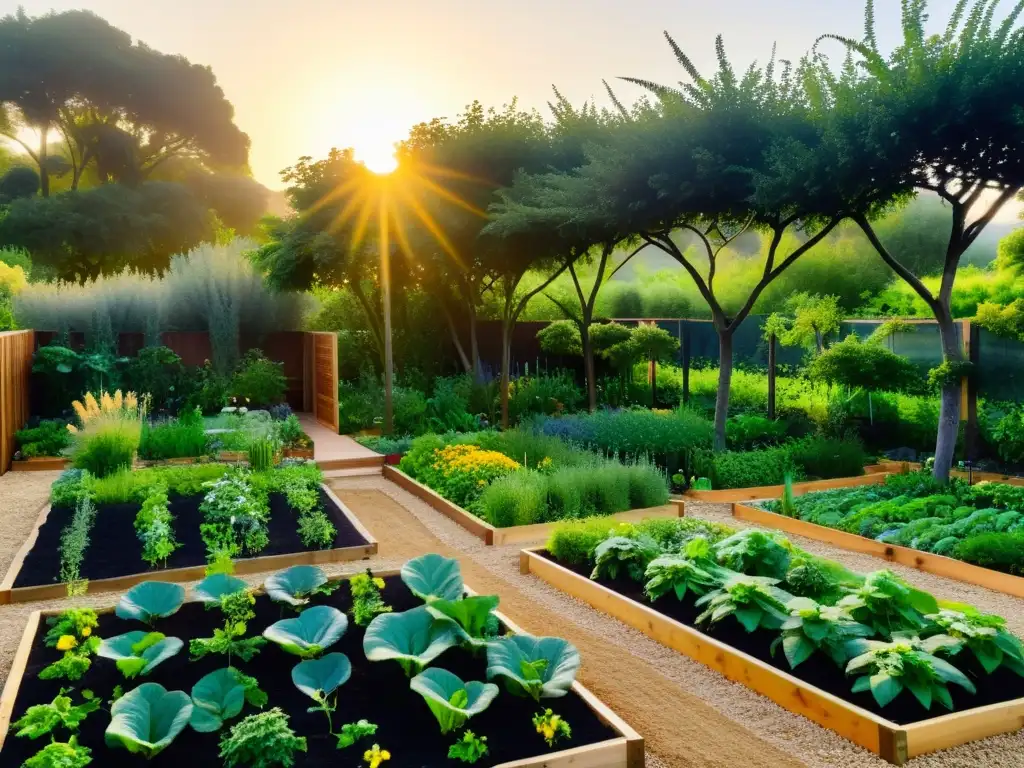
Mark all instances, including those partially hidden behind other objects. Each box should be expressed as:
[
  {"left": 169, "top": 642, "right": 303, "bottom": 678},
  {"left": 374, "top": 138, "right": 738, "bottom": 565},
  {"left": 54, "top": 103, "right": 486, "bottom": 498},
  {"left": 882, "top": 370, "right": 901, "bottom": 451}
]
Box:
[
  {"left": 415, "top": 175, "right": 489, "bottom": 219},
  {"left": 394, "top": 183, "right": 466, "bottom": 270}
]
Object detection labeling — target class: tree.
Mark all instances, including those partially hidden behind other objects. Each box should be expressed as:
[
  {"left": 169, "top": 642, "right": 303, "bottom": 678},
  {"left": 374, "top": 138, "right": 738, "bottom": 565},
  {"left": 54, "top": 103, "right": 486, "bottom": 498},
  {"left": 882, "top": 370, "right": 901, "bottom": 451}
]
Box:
[
  {"left": 0, "top": 182, "right": 213, "bottom": 281},
  {"left": 816, "top": 0, "right": 1024, "bottom": 480},
  {"left": 537, "top": 320, "right": 582, "bottom": 356},
  {"left": 0, "top": 9, "right": 249, "bottom": 195},
  {"left": 996, "top": 227, "right": 1024, "bottom": 272},
  {"left": 766, "top": 293, "right": 842, "bottom": 354},
  {"left": 0, "top": 165, "right": 39, "bottom": 203}
]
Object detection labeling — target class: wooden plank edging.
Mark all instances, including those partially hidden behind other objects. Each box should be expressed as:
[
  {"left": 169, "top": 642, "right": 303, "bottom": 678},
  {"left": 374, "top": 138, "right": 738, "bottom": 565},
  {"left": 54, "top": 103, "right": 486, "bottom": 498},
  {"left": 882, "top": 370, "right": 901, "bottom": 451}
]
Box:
[
  {"left": 10, "top": 457, "right": 69, "bottom": 472},
  {"left": 0, "top": 483, "right": 379, "bottom": 605},
  {"left": 683, "top": 471, "right": 890, "bottom": 503},
  {"left": 0, "top": 570, "right": 641, "bottom": 768},
  {"left": 730, "top": 502, "right": 1024, "bottom": 599},
  {"left": 383, "top": 466, "right": 682, "bottom": 547}
]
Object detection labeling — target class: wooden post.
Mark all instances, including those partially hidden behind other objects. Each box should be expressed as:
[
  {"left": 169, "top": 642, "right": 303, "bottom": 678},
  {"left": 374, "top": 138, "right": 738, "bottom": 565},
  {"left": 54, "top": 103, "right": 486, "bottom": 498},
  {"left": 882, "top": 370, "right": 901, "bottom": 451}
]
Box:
[
  {"left": 767, "top": 332, "right": 777, "bottom": 420},
  {"left": 963, "top": 320, "right": 979, "bottom": 462}
]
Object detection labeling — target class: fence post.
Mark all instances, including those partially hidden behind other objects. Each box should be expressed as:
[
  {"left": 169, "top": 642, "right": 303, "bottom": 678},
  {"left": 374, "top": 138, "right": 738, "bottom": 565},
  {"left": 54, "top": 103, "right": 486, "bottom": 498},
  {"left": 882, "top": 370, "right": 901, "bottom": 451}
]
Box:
[{"left": 963, "top": 320, "right": 979, "bottom": 462}]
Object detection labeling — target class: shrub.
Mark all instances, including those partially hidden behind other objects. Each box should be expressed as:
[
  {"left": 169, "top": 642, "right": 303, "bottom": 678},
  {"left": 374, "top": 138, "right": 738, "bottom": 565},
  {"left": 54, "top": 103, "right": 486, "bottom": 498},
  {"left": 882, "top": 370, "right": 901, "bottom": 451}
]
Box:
[
  {"left": 478, "top": 470, "right": 548, "bottom": 527},
  {"left": 954, "top": 531, "right": 1024, "bottom": 576},
  {"left": 992, "top": 404, "right": 1024, "bottom": 465},
  {"left": 71, "top": 421, "right": 140, "bottom": 478},
  {"left": 788, "top": 436, "right": 868, "bottom": 479},
  {"left": 138, "top": 408, "right": 209, "bottom": 460},
  {"left": 188, "top": 361, "right": 230, "bottom": 415},
  {"left": 425, "top": 376, "right": 479, "bottom": 432},
  {"left": 547, "top": 517, "right": 638, "bottom": 566},
  {"left": 479, "top": 428, "right": 590, "bottom": 469},
  {"left": 15, "top": 420, "right": 72, "bottom": 458},
  {"left": 230, "top": 351, "right": 287, "bottom": 407},
  {"left": 726, "top": 415, "right": 788, "bottom": 451},
  {"left": 625, "top": 460, "right": 670, "bottom": 508},
  {"left": 699, "top": 445, "right": 800, "bottom": 489},
  {"left": 507, "top": 372, "right": 583, "bottom": 424},
  {"left": 123, "top": 347, "right": 187, "bottom": 414},
  {"left": 274, "top": 414, "right": 306, "bottom": 448},
  {"left": 51, "top": 469, "right": 87, "bottom": 507}
]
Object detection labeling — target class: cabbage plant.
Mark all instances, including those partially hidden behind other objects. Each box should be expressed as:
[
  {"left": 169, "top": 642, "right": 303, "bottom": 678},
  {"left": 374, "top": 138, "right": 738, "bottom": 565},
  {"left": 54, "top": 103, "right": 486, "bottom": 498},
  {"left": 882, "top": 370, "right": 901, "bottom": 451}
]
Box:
[
  {"left": 425, "top": 595, "right": 499, "bottom": 649},
  {"left": 115, "top": 581, "right": 186, "bottom": 624},
  {"left": 486, "top": 635, "right": 579, "bottom": 700},
  {"left": 401, "top": 554, "right": 463, "bottom": 602},
  {"left": 363, "top": 606, "right": 460, "bottom": 675},
  {"left": 410, "top": 668, "right": 498, "bottom": 733},
  {"left": 98, "top": 631, "right": 183, "bottom": 679},
  {"left": 105, "top": 683, "right": 192, "bottom": 758},
  {"left": 263, "top": 605, "right": 347, "bottom": 658}
]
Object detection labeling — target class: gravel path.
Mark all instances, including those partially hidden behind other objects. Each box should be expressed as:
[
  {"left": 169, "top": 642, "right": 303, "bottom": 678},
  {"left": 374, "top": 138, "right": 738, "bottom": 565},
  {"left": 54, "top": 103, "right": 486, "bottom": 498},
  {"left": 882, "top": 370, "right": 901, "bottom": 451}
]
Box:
[{"left": 1, "top": 468, "right": 1023, "bottom": 767}]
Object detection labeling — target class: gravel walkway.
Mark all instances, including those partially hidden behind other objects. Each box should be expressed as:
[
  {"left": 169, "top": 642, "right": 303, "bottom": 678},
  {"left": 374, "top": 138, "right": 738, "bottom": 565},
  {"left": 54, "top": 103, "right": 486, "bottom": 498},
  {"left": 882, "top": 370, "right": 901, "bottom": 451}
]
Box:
[{"left": 1, "top": 469, "right": 1023, "bottom": 767}]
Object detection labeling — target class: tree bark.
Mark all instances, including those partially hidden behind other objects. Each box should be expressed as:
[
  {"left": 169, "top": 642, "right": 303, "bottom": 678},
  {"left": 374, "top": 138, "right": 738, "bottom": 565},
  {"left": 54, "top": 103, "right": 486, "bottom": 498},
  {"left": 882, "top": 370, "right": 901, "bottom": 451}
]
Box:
[
  {"left": 767, "top": 332, "right": 777, "bottom": 420},
  {"left": 581, "top": 322, "right": 597, "bottom": 412},
  {"left": 714, "top": 330, "right": 733, "bottom": 451},
  {"left": 932, "top": 306, "right": 963, "bottom": 483},
  {"left": 38, "top": 125, "right": 50, "bottom": 198},
  {"left": 468, "top": 304, "right": 482, "bottom": 381},
  {"left": 500, "top": 316, "right": 512, "bottom": 429}
]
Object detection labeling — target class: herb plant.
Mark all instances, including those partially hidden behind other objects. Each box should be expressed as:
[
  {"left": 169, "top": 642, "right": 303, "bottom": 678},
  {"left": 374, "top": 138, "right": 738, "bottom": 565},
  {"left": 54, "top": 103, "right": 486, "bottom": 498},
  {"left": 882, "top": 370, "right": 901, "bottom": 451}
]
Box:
[
  {"left": 297, "top": 510, "right": 337, "bottom": 548},
  {"left": 39, "top": 637, "right": 101, "bottom": 682},
  {"left": 448, "top": 731, "right": 488, "bottom": 763},
  {"left": 219, "top": 708, "right": 308, "bottom": 768},
  {"left": 58, "top": 496, "right": 97, "bottom": 592},
  {"left": 134, "top": 488, "right": 181, "bottom": 568},
  {"left": 44, "top": 609, "right": 98, "bottom": 648},
  {"left": 23, "top": 737, "right": 92, "bottom": 768},
  {"left": 13, "top": 689, "right": 100, "bottom": 739},
  {"left": 349, "top": 570, "right": 393, "bottom": 626},
  {"left": 336, "top": 719, "right": 378, "bottom": 749},
  {"left": 190, "top": 589, "right": 267, "bottom": 665},
  {"left": 199, "top": 469, "right": 270, "bottom": 556},
  {"left": 532, "top": 709, "right": 571, "bottom": 747}
]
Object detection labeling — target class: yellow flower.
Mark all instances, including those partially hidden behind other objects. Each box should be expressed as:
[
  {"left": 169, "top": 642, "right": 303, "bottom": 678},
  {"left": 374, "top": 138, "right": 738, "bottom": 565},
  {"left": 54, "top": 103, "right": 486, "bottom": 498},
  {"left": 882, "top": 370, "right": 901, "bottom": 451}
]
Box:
[
  {"left": 72, "top": 400, "right": 88, "bottom": 425},
  {"left": 363, "top": 744, "right": 390, "bottom": 768},
  {"left": 372, "top": 577, "right": 385, "bottom": 589},
  {"left": 100, "top": 392, "right": 114, "bottom": 413},
  {"left": 84, "top": 392, "right": 99, "bottom": 415},
  {"left": 113, "top": 390, "right": 123, "bottom": 410},
  {"left": 56, "top": 635, "right": 78, "bottom": 651},
  {"left": 66, "top": 424, "right": 78, "bottom": 434},
  {"left": 81, "top": 626, "right": 92, "bottom": 637},
  {"left": 125, "top": 392, "right": 138, "bottom": 411}
]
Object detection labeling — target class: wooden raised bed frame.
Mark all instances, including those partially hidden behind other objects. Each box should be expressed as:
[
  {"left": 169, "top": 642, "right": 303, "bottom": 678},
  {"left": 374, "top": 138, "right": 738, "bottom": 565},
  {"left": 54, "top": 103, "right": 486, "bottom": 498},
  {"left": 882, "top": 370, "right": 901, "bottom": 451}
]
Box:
[
  {"left": 10, "top": 456, "right": 68, "bottom": 472},
  {"left": 722, "top": 501, "right": 1024, "bottom": 600},
  {"left": 383, "top": 465, "right": 682, "bottom": 546},
  {"left": 683, "top": 470, "right": 891, "bottom": 503},
  {"left": 521, "top": 547, "right": 1024, "bottom": 765},
  {"left": 0, "top": 484, "right": 379, "bottom": 605},
  {"left": 0, "top": 569, "right": 644, "bottom": 768}
]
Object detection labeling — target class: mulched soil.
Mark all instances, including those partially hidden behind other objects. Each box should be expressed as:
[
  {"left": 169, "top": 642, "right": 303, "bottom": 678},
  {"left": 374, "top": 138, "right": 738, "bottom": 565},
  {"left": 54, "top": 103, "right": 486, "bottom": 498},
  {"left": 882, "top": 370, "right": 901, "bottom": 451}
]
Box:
[
  {"left": 0, "top": 577, "right": 614, "bottom": 767},
  {"left": 542, "top": 550, "right": 1024, "bottom": 726},
  {"left": 14, "top": 490, "right": 368, "bottom": 587}
]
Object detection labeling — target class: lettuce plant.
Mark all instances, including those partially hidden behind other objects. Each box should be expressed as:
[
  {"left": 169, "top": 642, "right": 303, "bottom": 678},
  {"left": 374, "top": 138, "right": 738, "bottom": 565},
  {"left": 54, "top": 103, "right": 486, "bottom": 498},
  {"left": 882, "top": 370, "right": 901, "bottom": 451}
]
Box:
[
  {"left": 363, "top": 606, "right": 460, "bottom": 676},
  {"left": 263, "top": 605, "right": 348, "bottom": 658},
  {"left": 838, "top": 570, "right": 938, "bottom": 639},
  {"left": 98, "top": 631, "right": 183, "bottom": 679},
  {"left": 23, "top": 737, "right": 92, "bottom": 768},
  {"left": 695, "top": 574, "right": 792, "bottom": 632},
  {"left": 401, "top": 554, "right": 464, "bottom": 602},
  {"left": 713, "top": 529, "right": 791, "bottom": 580},
  {"left": 410, "top": 668, "right": 499, "bottom": 733},
  {"left": 105, "top": 683, "right": 192, "bottom": 758},
  {"left": 219, "top": 708, "right": 307, "bottom": 768},
  {"left": 13, "top": 688, "right": 100, "bottom": 739},
  {"left": 590, "top": 535, "right": 661, "bottom": 582},
  {"left": 845, "top": 635, "right": 975, "bottom": 710},
  {"left": 924, "top": 609, "right": 1024, "bottom": 675},
  {"left": 486, "top": 635, "right": 580, "bottom": 700},
  {"left": 448, "top": 731, "right": 488, "bottom": 764},
  {"left": 771, "top": 598, "right": 873, "bottom": 669}
]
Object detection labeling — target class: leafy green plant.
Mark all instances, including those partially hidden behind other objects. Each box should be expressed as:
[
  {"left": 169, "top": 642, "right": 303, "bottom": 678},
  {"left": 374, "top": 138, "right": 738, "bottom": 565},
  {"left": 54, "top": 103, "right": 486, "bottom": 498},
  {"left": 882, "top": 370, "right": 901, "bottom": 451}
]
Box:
[
  {"left": 771, "top": 597, "right": 873, "bottom": 669},
  {"left": 193, "top": 573, "right": 248, "bottom": 604},
  {"left": 230, "top": 350, "right": 287, "bottom": 407},
  {"left": 448, "top": 730, "right": 489, "bottom": 763},
  {"left": 13, "top": 689, "right": 100, "bottom": 739},
  {"left": 264, "top": 565, "right": 338, "bottom": 608},
  {"left": 15, "top": 420, "right": 72, "bottom": 458},
  {"left": 714, "top": 529, "right": 791, "bottom": 580},
  {"left": 349, "top": 570, "right": 393, "bottom": 626},
  {"left": 38, "top": 637, "right": 100, "bottom": 682},
  {"left": 50, "top": 469, "right": 88, "bottom": 507},
  {"left": 845, "top": 635, "right": 975, "bottom": 710},
  {"left": 134, "top": 488, "right": 180, "bottom": 568},
  {"left": 219, "top": 708, "right": 307, "bottom": 768},
  {"left": 115, "top": 581, "right": 186, "bottom": 624},
  {"left": 199, "top": 469, "right": 270, "bottom": 556},
  {"left": 263, "top": 605, "right": 348, "bottom": 658},
  {"left": 425, "top": 595, "right": 500, "bottom": 649},
  {"left": 401, "top": 553, "right": 464, "bottom": 603},
  {"left": 591, "top": 535, "right": 661, "bottom": 582},
  {"left": 44, "top": 609, "right": 98, "bottom": 648},
  {"left": 190, "top": 668, "right": 252, "bottom": 733},
  {"left": 924, "top": 609, "right": 1024, "bottom": 676},
  {"left": 532, "top": 709, "right": 571, "bottom": 747},
  {"left": 104, "top": 682, "right": 192, "bottom": 758},
  {"left": 70, "top": 419, "right": 140, "bottom": 478},
  {"left": 410, "top": 668, "right": 499, "bottom": 734},
  {"left": 486, "top": 635, "right": 580, "bottom": 701},
  {"left": 643, "top": 538, "right": 724, "bottom": 601},
  {"left": 955, "top": 531, "right": 1024, "bottom": 576},
  {"left": 336, "top": 719, "right": 378, "bottom": 749},
  {"left": 363, "top": 606, "right": 460, "bottom": 676},
  {"left": 292, "top": 652, "right": 352, "bottom": 732},
  {"left": 98, "top": 631, "right": 183, "bottom": 679},
  {"left": 297, "top": 510, "right": 337, "bottom": 549},
  {"left": 138, "top": 410, "right": 209, "bottom": 460},
  {"left": 23, "top": 737, "right": 92, "bottom": 768},
  {"left": 695, "top": 574, "right": 793, "bottom": 633},
  {"left": 248, "top": 436, "right": 276, "bottom": 472},
  {"left": 190, "top": 589, "right": 267, "bottom": 665},
  {"left": 838, "top": 570, "right": 938, "bottom": 639},
  {"left": 58, "top": 496, "right": 97, "bottom": 592}
]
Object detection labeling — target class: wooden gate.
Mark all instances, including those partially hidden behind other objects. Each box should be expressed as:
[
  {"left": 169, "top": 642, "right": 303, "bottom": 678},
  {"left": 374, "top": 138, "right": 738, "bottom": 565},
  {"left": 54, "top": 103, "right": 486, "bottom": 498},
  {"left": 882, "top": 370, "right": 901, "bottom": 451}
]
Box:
[
  {"left": 305, "top": 332, "right": 339, "bottom": 433},
  {"left": 0, "top": 331, "right": 34, "bottom": 475}
]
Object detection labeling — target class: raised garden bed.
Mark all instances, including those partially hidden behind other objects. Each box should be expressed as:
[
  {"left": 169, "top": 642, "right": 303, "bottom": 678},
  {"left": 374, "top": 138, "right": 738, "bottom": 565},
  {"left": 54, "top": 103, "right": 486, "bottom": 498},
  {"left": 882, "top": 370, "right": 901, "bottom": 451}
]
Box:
[
  {"left": 0, "top": 560, "right": 642, "bottom": 768},
  {"left": 682, "top": 471, "right": 891, "bottom": 503},
  {"left": 0, "top": 484, "right": 377, "bottom": 604},
  {"left": 725, "top": 501, "right": 1024, "bottom": 599},
  {"left": 11, "top": 456, "right": 70, "bottom": 472},
  {"left": 385, "top": 466, "right": 681, "bottom": 546},
  {"left": 521, "top": 547, "right": 1024, "bottom": 765}
]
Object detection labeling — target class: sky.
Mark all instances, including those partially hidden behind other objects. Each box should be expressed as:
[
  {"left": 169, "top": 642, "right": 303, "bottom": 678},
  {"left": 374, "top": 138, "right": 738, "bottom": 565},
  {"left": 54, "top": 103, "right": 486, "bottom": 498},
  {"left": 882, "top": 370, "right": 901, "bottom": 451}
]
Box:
[{"left": 5, "top": 0, "right": 1022, "bottom": 220}]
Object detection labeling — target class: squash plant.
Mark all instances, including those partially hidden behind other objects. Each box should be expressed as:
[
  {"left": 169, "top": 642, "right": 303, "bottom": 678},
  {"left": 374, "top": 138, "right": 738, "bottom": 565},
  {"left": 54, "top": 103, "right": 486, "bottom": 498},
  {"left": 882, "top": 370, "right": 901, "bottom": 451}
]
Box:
[
  {"left": 695, "top": 574, "right": 793, "bottom": 632},
  {"left": 771, "top": 598, "right": 873, "bottom": 669},
  {"left": 410, "top": 668, "right": 499, "bottom": 733},
  {"left": 590, "top": 535, "right": 661, "bottom": 581},
  {"left": 838, "top": 570, "right": 938, "bottom": 639},
  {"left": 642, "top": 536, "right": 724, "bottom": 601}
]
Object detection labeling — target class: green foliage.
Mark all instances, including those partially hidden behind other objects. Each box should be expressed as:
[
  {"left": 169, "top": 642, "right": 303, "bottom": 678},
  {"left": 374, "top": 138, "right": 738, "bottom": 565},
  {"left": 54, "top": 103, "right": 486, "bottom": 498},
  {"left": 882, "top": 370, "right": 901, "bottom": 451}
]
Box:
[
  {"left": 134, "top": 488, "right": 180, "bottom": 568},
  {"left": 248, "top": 436, "right": 276, "bottom": 472},
  {"left": 845, "top": 636, "right": 975, "bottom": 711},
  {"left": 104, "top": 682, "right": 192, "bottom": 758},
  {"left": 23, "top": 737, "right": 92, "bottom": 768},
  {"left": 123, "top": 347, "right": 188, "bottom": 412},
  {"left": 591, "top": 536, "right": 661, "bottom": 581},
  {"left": 714, "top": 529, "right": 791, "bottom": 579},
  {"left": 97, "top": 631, "right": 184, "bottom": 679},
  {"left": 808, "top": 335, "right": 921, "bottom": 392},
  {"left": 44, "top": 609, "right": 98, "bottom": 648},
  {"left": 507, "top": 373, "right": 584, "bottom": 425},
  {"left": 200, "top": 468, "right": 270, "bottom": 556},
  {"left": 262, "top": 605, "right": 349, "bottom": 658},
  {"left": 924, "top": 609, "right": 1024, "bottom": 676},
  {"left": 297, "top": 510, "right": 337, "bottom": 549},
  {"left": 974, "top": 299, "right": 1024, "bottom": 341},
  {"left": 537, "top": 320, "right": 582, "bottom": 356},
  {"left": 486, "top": 635, "right": 580, "bottom": 701},
  {"left": 838, "top": 571, "right": 938, "bottom": 639},
  {"left": 336, "top": 719, "right": 378, "bottom": 749},
  {"left": 231, "top": 350, "right": 287, "bottom": 407},
  {"left": 50, "top": 469, "right": 87, "bottom": 507},
  {"left": 400, "top": 553, "right": 464, "bottom": 603},
  {"left": 59, "top": 496, "right": 97, "bottom": 590},
  {"left": 777, "top": 294, "right": 843, "bottom": 351},
  {"left": 532, "top": 709, "right": 572, "bottom": 747},
  {"left": 425, "top": 595, "right": 500, "bottom": 648},
  {"left": 991, "top": 403, "right": 1024, "bottom": 464},
  {"left": 13, "top": 689, "right": 100, "bottom": 739},
  {"left": 695, "top": 574, "right": 793, "bottom": 633},
  {"left": 15, "top": 421, "right": 72, "bottom": 458},
  {"left": 189, "top": 668, "right": 250, "bottom": 733},
  {"left": 546, "top": 516, "right": 730, "bottom": 567},
  {"left": 410, "top": 668, "right": 499, "bottom": 734},
  {"left": 190, "top": 589, "right": 267, "bottom": 664},
  {"left": 927, "top": 359, "right": 974, "bottom": 390},
  {"left": 643, "top": 540, "right": 724, "bottom": 601},
  {"left": 265, "top": 565, "right": 338, "bottom": 608},
  {"left": 771, "top": 598, "right": 873, "bottom": 669},
  {"left": 448, "top": 730, "right": 489, "bottom": 763},
  {"left": 71, "top": 421, "right": 139, "bottom": 478},
  {"left": 726, "top": 415, "right": 788, "bottom": 451},
  {"left": 955, "top": 531, "right": 1024, "bottom": 576},
  {"left": 138, "top": 410, "right": 209, "bottom": 461},
  {"left": 219, "top": 708, "right": 308, "bottom": 768},
  {"left": 115, "top": 581, "right": 186, "bottom": 624},
  {"left": 363, "top": 606, "right": 460, "bottom": 676}
]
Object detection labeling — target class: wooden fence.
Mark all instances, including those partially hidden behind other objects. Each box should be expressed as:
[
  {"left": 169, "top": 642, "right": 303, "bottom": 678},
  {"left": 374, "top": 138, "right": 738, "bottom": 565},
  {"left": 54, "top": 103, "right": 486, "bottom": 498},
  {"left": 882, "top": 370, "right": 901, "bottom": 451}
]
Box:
[
  {"left": 0, "top": 331, "right": 34, "bottom": 476},
  {"left": 306, "top": 332, "right": 339, "bottom": 433}
]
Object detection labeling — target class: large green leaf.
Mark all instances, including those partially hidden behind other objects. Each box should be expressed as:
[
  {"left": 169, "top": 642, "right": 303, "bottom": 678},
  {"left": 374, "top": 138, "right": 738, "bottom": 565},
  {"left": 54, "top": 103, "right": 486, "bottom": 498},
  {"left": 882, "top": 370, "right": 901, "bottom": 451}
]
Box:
[
  {"left": 264, "top": 565, "right": 329, "bottom": 607},
  {"left": 425, "top": 595, "right": 499, "bottom": 647},
  {"left": 486, "top": 635, "right": 580, "bottom": 701},
  {"left": 193, "top": 574, "right": 248, "bottom": 605},
  {"left": 363, "top": 606, "right": 460, "bottom": 675},
  {"left": 116, "top": 582, "right": 186, "bottom": 624},
  {"left": 98, "top": 632, "right": 183, "bottom": 678},
  {"left": 400, "top": 554, "right": 463, "bottom": 603},
  {"left": 410, "top": 667, "right": 499, "bottom": 734},
  {"left": 189, "top": 668, "right": 247, "bottom": 733},
  {"left": 105, "top": 682, "right": 192, "bottom": 759},
  {"left": 292, "top": 652, "right": 352, "bottom": 699},
  {"left": 263, "top": 605, "right": 347, "bottom": 658}
]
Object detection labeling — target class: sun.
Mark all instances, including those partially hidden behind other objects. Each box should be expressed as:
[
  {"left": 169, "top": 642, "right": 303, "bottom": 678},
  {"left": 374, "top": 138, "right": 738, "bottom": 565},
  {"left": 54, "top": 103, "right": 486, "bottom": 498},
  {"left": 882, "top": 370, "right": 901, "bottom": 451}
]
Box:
[{"left": 355, "top": 141, "right": 398, "bottom": 175}]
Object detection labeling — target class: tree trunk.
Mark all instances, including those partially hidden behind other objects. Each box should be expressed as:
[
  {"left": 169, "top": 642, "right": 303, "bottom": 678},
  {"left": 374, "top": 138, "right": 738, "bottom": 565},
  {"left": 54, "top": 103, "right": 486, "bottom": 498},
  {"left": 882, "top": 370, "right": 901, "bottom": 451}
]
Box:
[
  {"left": 714, "top": 331, "right": 733, "bottom": 451},
  {"left": 469, "top": 306, "right": 482, "bottom": 382},
  {"left": 440, "top": 303, "right": 472, "bottom": 373},
  {"left": 932, "top": 307, "right": 963, "bottom": 483},
  {"left": 814, "top": 329, "right": 824, "bottom": 355},
  {"left": 682, "top": 323, "right": 690, "bottom": 405},
  {"left": 500, "top": 318, "right": 512, "bottom": 429},
  {"left": 581, "top": 322, "right": 597, "bottom": 412},
  {"left": 767, "top": 332, "right": 776, "bottom": 420},
  {"left": 38, "top": 126, "right": 50, "bottom": 198},
  {"left": 649, "top": 358, "right": 657, "bottom": 407}
]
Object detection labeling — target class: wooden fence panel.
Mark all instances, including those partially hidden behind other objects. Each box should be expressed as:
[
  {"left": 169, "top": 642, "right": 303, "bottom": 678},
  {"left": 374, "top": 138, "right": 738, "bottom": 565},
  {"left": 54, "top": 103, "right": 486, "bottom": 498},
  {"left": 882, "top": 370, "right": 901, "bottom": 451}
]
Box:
[
  {"left": 0, "top": 331, "right": 34, "bottom": 475},
  {"left": 307, "top": 332, "right": 339, "bottom": 433}
]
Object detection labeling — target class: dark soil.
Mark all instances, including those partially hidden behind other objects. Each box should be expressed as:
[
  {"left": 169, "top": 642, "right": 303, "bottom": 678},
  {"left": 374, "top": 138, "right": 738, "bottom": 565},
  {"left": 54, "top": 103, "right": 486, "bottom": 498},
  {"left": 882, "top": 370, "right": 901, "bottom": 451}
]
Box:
[
  {"left": 542, "top": 551, "right": 1024, "bottom": 726},
  {"left": 14, "top": 490, "right": 368, "bottom": 588},
  {"left": 0, "top": 578, "right": 614, "bottom": 767}
]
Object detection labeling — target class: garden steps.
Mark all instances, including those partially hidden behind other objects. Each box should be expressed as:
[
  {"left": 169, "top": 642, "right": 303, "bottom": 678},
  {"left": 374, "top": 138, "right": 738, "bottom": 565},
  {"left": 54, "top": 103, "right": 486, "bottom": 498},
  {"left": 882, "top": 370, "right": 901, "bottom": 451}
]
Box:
[{"left": 296, "top": 412, "right": 385, "bottom": 472}]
